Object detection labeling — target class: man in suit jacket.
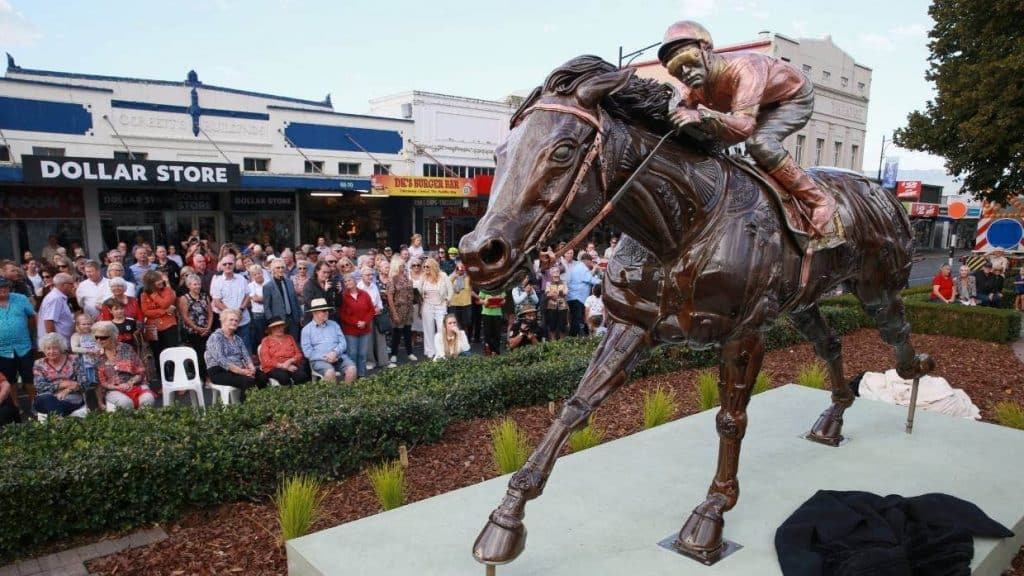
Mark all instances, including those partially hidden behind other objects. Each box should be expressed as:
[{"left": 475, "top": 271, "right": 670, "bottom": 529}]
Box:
[{"left": 263, "top": 257, "right": 302, "bottom": 340}]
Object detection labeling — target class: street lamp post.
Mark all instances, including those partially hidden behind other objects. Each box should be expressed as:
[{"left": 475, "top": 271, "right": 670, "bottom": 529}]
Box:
[
  {"left": 876, "top": 134, "right": 891, "bottom": 183},
  {"left": 618, "top": 41, "right": 662, "bottom": 69}
]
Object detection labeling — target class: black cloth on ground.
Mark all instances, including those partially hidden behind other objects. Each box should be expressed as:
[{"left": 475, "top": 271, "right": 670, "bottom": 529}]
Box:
[{"left": 775, "top": 490, "right": 1012, "bottom": 576}]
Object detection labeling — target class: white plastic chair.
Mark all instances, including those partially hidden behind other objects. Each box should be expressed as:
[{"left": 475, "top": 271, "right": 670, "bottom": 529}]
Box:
[
  {"left": 206, "top": 377, "right": 241, "bottom": 406},
  {"left": 160, "top": 347, "right": 206, "bottom": 410}
]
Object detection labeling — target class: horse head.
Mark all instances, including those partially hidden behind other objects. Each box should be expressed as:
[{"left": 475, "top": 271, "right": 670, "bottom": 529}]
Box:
[{"left": 459, "top": 56, "right": 635, "bottom": 291}]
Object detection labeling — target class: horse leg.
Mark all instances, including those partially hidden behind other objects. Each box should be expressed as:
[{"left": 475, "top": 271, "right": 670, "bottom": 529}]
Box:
[
  {"left": 858, "top": 287, "right": 935, "bottom": 381},
  {"left": 675, "top": 332, "right": 764, "bottom": 563},
  {"left": 792, "top": 303, "right": 851, "bottom": 446},
  {"left": 473, "top": 321, "right": 649, "bottom": 565}
]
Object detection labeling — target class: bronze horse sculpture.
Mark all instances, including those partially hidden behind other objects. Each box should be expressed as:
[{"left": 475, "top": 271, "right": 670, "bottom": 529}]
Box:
[{"left": 459, "top": 55, "right": 934, "bottom": 566}]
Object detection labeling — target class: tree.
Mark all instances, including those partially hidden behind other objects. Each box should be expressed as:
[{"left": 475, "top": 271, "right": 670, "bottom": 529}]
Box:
[{"left": 893, "top": 0, "right": 1023, "bottom": 203}]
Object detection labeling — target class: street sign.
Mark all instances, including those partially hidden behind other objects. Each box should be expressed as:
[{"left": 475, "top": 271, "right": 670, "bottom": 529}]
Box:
[{"left": 947, "top": 200, "right": 968, "bottom": 219}]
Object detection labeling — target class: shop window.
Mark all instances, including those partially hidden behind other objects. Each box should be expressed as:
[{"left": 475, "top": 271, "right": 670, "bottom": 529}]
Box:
[
  {"left": 373, "top": 163, "right": 391, "bottom": 175},
  {"left": 795, "top": 135, "right": 805, "bottom": 165},
  {"left": 113, "top": 151, "right": 148, "bottom": 161},
  {"left": 851, "top": 145, "right": 860, "bottom": 169},
  {"left": 821, "top": 70, "right": 831, "bottom": 81},
  {"left": 802, "top": 64, "right": 812, "bottom": 74},
  {"left": 304, "top": 160, "right": 324, "bottom": 174},
  {"left": 32, "top": 146, "right": 65, "bottom": 157},
  {"left": 841, "top": 76, "right": 849, "bottom": 87},
  {"left": 244, "top": 157, "right": 270, "bottom": 172},
  {"left": 833, "top": 141, "right": 842, "bottom": 166},
  {"left": 0, "top": 145, "right": 9, "bottom": 162},
  {"left": 815, "top": 138, "right": 824, "bottom": 165},
  {"left": 338, "top": 162, "right": 360, "bottom": 175},
  {"left": 858, "top": 82, "right": 866, "bottom": 92}
]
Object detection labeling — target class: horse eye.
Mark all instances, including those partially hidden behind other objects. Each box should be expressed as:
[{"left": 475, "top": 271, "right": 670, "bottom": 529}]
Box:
[{"left": 551, "top": 144, "right": 575, "bottom": 162}]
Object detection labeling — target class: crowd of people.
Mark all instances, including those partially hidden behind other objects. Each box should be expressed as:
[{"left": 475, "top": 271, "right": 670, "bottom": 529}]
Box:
[
  {"left": 930, "top": 249, "right": 1024, "bottom": 310},
  {"left": 0, "top": 232, "right": 618, "bottom": 426}
]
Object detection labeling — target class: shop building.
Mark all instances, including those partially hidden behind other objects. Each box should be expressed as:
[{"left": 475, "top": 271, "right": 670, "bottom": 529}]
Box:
[
  {"left": 0, "top": 56, "right": 411, "bottom": 259},
  {"left": 633, "top": 31, "right": 871, "bottom": 171},
  {"left": 368, "top": 91, "right": 516, "bottom": 249}
]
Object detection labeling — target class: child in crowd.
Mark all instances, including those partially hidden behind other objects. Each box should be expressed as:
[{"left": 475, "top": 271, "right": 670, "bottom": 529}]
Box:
[
  {"left": 70, "top": 312, "right": 104, "bottom": 408},
  {"left": 104, "top": 298, "right": 138, "bottom": 349}
]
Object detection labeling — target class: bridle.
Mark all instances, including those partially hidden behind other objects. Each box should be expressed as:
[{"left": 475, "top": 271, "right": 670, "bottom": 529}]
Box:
[{"left": 514, "top": 99, "right": 675, "bottom": 266}]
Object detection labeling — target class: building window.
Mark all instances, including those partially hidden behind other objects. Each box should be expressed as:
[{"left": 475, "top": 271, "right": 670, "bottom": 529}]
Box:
[
  {"left": 841, "top": 76, "right": 849, "bottom": 87},
  {"left": 795, "top": 135, "right": 806, "bottom": 165},
  {"left": 822, "top": 70, "right": 831, "bottom": 81},
  {"left": 802, "top": 64, "right": 812, "bottom": 74},
  {"left": 858, "top": 82, "right": 866, "bottom": 92},
  {"left": 243, "top": 158, "right": 269, "bottom": 172},
  {"left": 422, "top": 163, "right": 496, "bottom": 178},
  {"left": 373, "top": 164, "right": 391, "bottom": 175},
  {"left": 0, "top": 145, "right": 10, "bottom": 162},
  {"left": 304, "top": 160, "right": 324, "bottom": 174},
  {"left": 851, "top": 145, "right": 860, "bottom": 169},
  {"left": 32, "top": 147, "right": 65, "bottom": 157},
  {"left": 338, "top": 162, "right": 360, "bottom": 175},
  {"left": 113, "top": 151, "right": 148, "bottom": 161},
  {"left": 833, "top": 141, "right": 842, "bottom": 166},
  {"left": 815, "top": 138, "right": 824, "bottom": 165}
]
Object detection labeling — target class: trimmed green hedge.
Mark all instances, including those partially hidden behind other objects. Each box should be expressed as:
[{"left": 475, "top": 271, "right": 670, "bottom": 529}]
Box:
[{"left": 0, "top": 299, "right": 1005, "bottom": 561}]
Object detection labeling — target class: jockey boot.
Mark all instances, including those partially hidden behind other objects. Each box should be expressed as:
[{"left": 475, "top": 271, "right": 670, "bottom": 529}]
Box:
[{"left": 769, "top": 158, "right": 837, "bottom": 237}]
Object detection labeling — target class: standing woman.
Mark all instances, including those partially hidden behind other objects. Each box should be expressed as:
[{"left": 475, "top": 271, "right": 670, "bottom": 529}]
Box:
[
  {"left": 408, "top": 233, "right": 424, "bottom": 261},
  {"left": 303, "top": 261, "right": 340, "bottom": 323},
  {"left": 204, "top": 308, "right": 268, "bottom": 399},
  {"left": 414, "top": 258, "right": 452, "bottom": 360},
  {"left": 0, "top": 277, "right": 36, "bottom": 403},
  {"left": 178, "top": 273, "right": 213, "bottom": 379},
  {"left": 292, "top": 261, "right": 311, "bottom": 307},
  {"left": 386, "top": 255, "right": 415, "bottom": 366},
  {"left": 338, "top": 275, "right": 375, "bottom": 378},
  {"left": 140, "top": 270, "right": 181, "bottom": 365}
]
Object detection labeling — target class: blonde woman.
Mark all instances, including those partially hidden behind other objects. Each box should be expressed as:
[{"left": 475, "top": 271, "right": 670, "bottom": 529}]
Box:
[
  {"left": 433, "top": 313, "right": 470, "bottom": 360},
  {"left": 413, "top": 258, "right": 452, "bottom": 359}
]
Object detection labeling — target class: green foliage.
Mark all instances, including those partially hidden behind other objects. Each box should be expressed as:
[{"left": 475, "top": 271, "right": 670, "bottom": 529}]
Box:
[
  {"left": 893, "top": 0, "right": 1024, "bottom": 202},
  {"left": 274, "top": 474, "right": 324, "bottom": 541},
  {"left": 642, "top": 387, "right": 679, "bottom": 429},
  {"left": 490, "top": 418, "right": 531, "bottom": 475},
  {"left": 366, "top": 460, "right": 406, "bottom": 511},
  {"left": 993, "top": 402, "right": 1024, "bottom": 430},
  {"left": 753, "top": 371, "right": 773, "bottom": 395},
  {"left": 695, "top": 370, "right": 719, "bottom": 411},
  {"left": 902, "top": 293, "right": 1021, "bottom": 343},
  {"left": 796, "top": 362, "right": 829, "bottom": 389},
  {"left": 568, "top": 417, "right": 605, "bottom": 452}
]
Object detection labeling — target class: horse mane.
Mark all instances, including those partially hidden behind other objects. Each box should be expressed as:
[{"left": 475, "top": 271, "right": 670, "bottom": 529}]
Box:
[{"left": 512, "top": 55, "right": 718, "bottom": 153}]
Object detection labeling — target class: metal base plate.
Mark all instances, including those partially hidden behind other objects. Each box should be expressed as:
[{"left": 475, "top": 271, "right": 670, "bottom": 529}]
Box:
[
  {"left": 657, "top": 533, "right": 743, "bottom": 566},
  {"left": 802, "top": 432, "right": 851, "bottom": 447}
]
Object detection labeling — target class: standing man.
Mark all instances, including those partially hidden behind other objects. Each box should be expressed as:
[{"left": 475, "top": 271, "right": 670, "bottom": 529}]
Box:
[
  {"left": 128, "top": 246, "right": 156, "bottom": 282},
  {"left": 154, "top": 245, "right": 181, "bottom": 287},
  {"left": 263, "top": 257, "right": 302, "bottom": 341},
  {"left": 75, "top": 260, "right": 108, "bottom": 318},
  {"left": 565, "top": 253, "right": 601, "bottom": 337},
  {"left": 210, "top": 254, "right": 252, "bottom": 348},
  {"left": 38, "top": 272, "right": 76, "bottom": 345},
  {"left": 192, "top": 253, "right": 215, "bottom": 295}
]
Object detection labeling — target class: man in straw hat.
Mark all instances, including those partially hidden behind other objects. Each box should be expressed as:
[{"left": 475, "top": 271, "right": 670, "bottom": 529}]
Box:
[{"left": 300, "top": 298, "right": 356, "bottom": 383}]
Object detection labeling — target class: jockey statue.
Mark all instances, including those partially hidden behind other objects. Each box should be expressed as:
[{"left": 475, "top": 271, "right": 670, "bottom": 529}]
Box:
[{"left": 659, "top": 20, "right": 838, "bottom": 239}]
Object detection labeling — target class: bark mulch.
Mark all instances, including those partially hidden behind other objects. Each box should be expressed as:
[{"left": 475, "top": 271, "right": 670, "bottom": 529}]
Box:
[{"left": 84, "top": 329, "right": 1024, "bottom": 575}]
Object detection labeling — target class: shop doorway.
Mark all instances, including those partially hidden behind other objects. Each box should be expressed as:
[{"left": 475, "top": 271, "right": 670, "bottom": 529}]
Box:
[{"left": 101, "top": 212, "right": 222, "bottom": 252}]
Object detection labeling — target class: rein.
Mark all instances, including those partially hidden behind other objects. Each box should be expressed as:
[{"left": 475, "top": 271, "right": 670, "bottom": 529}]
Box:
[{"left": 517, "top": 101, "right": 675, "bottom": 267}]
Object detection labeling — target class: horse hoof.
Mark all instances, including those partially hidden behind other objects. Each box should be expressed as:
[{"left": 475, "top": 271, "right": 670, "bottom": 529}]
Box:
[
  {"left": 807, "top": 410, "right": 844, "bottom": 447},
  {"left": 674, "top": 497, "right": 725, "bottom": 564},
  {"left": 915, "top": 353, "right": 935, "bottom": 375},
  {"left": 472, "top": 518, "right": 527, "bottom": 565}
]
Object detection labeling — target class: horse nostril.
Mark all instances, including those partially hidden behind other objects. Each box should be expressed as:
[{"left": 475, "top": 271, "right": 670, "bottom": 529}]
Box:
[{"left": 479, "top": 238, "right": 509, "bottom": 267}]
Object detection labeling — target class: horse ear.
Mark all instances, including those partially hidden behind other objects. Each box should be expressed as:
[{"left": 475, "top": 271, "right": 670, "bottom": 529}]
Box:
[{"left": 577, "top": 68, "right": 635, "bottom": 108}]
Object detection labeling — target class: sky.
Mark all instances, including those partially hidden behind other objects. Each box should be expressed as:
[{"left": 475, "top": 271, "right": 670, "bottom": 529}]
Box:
[{"left": 1, "top": 0, "right": 947, "bottom": 174}]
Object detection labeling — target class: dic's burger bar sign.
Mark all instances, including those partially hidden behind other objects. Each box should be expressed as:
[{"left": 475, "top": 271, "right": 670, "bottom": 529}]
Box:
[{"left": 22, "top": 156, "right": 240, "bottom": 189}]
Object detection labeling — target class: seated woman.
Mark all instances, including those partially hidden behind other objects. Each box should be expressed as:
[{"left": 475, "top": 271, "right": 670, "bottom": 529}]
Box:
[
  {"left": 259, "top": 316, "right": 309, "bottom": 385},
  {"left": 953, "top": 265, "right": 977, "bottom": 306},
  {"left": 929, "top": 264, "right": 954, "bottom": 304},
  {"left": 93, "top": 320, "right": 155, "bottom": 411},
  {"left": 33, "top": 332, "right": 88, "bottom": 417},
  {"left": 433, "top": 313, "right": 471, "bottom": 360},
  {"left": 205, "top": 307, "right": 269, "bottom": 399},
  {"left": 0, "top": 373, "right": 20, "bottom": 426}
]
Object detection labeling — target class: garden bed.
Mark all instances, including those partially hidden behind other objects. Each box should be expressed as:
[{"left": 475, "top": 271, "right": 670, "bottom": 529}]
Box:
[{"left": 85, "top": 328, "right": 1024, "bottom": 575}]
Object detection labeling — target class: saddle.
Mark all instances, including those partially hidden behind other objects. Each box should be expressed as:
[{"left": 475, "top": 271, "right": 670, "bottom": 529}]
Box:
[{"left": 725, "top": 155, "right": 846, "bottom": 253}]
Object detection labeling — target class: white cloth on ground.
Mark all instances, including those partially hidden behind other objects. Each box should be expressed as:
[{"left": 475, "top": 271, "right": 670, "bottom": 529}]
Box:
[{"left": 858, "top": 369, "right": 980, "bottom": 420}]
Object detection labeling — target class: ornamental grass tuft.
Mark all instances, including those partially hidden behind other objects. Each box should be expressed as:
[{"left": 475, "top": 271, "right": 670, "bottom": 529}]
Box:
[
  {"left": 642, "top": 386, "right": 679, "bottom": 429},
  {"left": 366, "top": 460, "right": 406, "bottom": 511},
  {"left": 753, "top": 370, "right": 773, "bottom": 395},
  {"left": 568, "top": 416, "right": 605, "bottom": 452},
  {"left": 274, "top": 474, "right": 324, "bottom": 541},
  {"left": 490, "top": 418, "right": 531, "bottom": 474},
  {"left": 994, "top": 401, "right": 1024, "bottom": 430},
  {"left": 796, "top": 362, "right": 829, "bottom": 389},
  {"left": 695, "top": 369, "right": 719, "bottom": 411}
]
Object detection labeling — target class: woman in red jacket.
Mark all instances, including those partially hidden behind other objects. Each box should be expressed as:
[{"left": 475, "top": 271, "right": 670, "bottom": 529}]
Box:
[
  {"left": 140, "top": 270, "right": 181, "bottom": 367},
  {"left": 338, "top": 275, "right": 375, "bottom": 378}
]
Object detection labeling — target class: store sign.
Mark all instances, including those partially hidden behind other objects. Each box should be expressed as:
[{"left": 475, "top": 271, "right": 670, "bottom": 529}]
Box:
[
  {"left": 906, "top": 202, "right": 940, "bottom": 218},
  {"left": 231, "top": 191, "right": 296, "bottom": 211},
  {"left": 99, "top": 190, "right": 218, "bottom": 211},
  {"left": 896, "top": 180, "right": 922, "bottom": 200},
  {"left": 371, "top": 175, "right": 476, "bottom": 198},
  {"left": 0, "top": 188, "right": 84, "bottom": 218},
  {"left": 23, "top": 155, "right": 240, "bottom": 188}
]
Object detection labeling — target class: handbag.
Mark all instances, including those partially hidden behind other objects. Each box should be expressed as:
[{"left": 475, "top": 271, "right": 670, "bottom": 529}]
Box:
[
  {"left": 144, "top": 321, "right": 159, "bottom": 342},
  {"left": 375, "top": 308, "right": 393, "bottom": 334}
]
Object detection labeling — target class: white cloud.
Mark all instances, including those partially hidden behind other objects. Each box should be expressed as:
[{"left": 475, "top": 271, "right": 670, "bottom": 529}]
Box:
[
  {"left": 678, "top": 0, "right": 716, "bottom": 18},
  {"left": 0, "top": 0, "right": 41, "bottom": 48},
  {"left": 891, "top": 23, "right": 929, "bottom": 38},
  {"left": 857, "top": 32, "right": 894, "bottom": 52},
  {"left": 728, "top": 0, "right": 768, "bottom": 20}
]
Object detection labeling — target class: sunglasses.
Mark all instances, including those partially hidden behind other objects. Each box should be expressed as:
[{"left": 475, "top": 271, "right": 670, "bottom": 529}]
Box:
[
  {"left": 58, "top": 264, "right": 69, "bottom": 268},
  {"left": 94, "top": 335, "right": 111, "bottom": 341},
  {"left": 42, "top": 275, "right": 52, "bottom": 280},
  {"left": 326, "top": 260, "right": 337, "bottom": 264}
]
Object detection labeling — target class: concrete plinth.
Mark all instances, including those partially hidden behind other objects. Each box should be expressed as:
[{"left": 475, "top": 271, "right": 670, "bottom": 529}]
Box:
[{"left": 287, "top": 385, "right": 1024, "bottom": 575}]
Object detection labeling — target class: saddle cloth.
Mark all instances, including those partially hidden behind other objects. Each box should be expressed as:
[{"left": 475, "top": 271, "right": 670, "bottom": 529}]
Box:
[{"left": 725, "top": 155, "right": 846, "bottom": 252}]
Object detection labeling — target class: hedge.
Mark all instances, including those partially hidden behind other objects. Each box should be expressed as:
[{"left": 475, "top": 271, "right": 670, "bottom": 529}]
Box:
[{"left": 0, "top": 300, "right": 1003, "bottom": 561}]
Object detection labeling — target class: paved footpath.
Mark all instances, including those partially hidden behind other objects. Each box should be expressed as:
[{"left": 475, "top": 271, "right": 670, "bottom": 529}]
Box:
[{"left": 0, "top": 527, "right": 165, "bottom": 576}]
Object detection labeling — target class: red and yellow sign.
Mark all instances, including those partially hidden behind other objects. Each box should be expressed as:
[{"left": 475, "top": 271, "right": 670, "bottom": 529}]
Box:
[{"left": 371, "top": 175, "right": 477, "bottom": 198}]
